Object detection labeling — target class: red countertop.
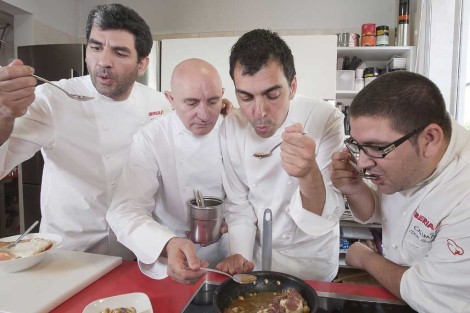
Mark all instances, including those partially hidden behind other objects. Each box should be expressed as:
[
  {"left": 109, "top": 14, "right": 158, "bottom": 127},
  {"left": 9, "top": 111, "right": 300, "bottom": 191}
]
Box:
[{"left": 52, "top": 261, "right": 398, "bottom": 313}]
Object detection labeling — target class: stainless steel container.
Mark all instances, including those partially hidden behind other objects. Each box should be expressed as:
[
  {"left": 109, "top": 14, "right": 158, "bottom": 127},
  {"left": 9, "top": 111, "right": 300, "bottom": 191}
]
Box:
[
  {"left": 337, "top": 33, "right": 360, "bottom": 47},
  {"left": 188, "top": 197, "right": 224, "bottom": 244}
]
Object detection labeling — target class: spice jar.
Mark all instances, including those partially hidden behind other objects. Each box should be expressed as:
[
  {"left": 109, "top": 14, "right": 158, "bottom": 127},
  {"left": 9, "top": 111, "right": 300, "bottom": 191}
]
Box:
[{"left": 376, "top": 25, "right": 390, "bottom": 46}]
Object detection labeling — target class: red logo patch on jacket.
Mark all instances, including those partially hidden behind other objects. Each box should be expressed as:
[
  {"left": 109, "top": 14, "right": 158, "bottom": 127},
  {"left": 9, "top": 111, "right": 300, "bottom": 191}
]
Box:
[
  {"left": 413, "top": 212, "right": 436, "bottom": 230},
  {"left": 447, "top": 239, "right": 464, "bottom": 256},
  {"left": 148, "top": 110, "right": 164, "bottom": 117}
]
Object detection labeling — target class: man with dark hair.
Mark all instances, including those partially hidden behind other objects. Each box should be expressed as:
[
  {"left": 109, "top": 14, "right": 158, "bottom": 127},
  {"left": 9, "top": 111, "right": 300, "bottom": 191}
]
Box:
[
  {"left": 0, "top": 3, "right": 170, "bottom": 258},
  {"left": 216, "top": 29, "right": 345, "bottom": 281},
  {"left": 330, "top": 71, "right": 470, "bottom": 312}
]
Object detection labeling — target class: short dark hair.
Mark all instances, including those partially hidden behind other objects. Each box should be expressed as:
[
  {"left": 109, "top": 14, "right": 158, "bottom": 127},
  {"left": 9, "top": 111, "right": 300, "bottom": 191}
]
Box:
[
  {"left": 85, "top": 3, "right": 153, "bottom": 61},
  {"left": 350, "top": 71, "right": 452, "bottom": 140},
  {"left": 229, "top": 29, "right": 296, "bottom": 84}
]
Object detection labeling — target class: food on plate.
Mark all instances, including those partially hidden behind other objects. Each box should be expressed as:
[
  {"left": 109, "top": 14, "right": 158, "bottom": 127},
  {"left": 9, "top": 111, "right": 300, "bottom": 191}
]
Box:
[
  {"left": 0, "top": 238, "right": 54, "bottom": 261},
  {"left": 100, "top": 308, "right": 137, "bottom": 313},
  {"left": 224, "top": 288, "right": 309, "bottom": 313}
]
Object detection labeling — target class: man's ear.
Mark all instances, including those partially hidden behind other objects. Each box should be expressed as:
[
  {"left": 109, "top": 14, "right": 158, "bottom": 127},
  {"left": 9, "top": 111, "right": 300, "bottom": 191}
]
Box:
[
  {"left": 289, "top": 76, "right": 297, "bottom": 100},
  {"left": 137, "top": 56, "right": 150, "bottom": 76},
  {"left": 164, "top": 91, "right": 176, "bottom": 109},
  {"left": 420, "top": 123, "right": 444, "bottom": 158}
]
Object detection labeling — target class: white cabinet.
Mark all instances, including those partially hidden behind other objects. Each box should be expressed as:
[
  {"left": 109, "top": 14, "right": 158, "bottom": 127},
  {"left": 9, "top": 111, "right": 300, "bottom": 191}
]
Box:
[
  {"left": 336, "top": 46, "right": 415, "bottom": 100},
  {"left": 161, "top": 35, "right": 338, "bottom": 105}
]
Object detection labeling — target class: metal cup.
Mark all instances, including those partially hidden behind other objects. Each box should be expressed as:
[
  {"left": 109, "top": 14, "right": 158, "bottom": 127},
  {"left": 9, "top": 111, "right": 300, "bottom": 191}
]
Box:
[{"left": 188, "top": 197, "right": 224, "bottom": 245}]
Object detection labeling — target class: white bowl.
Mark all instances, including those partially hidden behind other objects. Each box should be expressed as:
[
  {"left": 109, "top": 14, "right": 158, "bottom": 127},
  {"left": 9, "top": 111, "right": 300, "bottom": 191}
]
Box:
[
  {"left": 82, "top": 292, "right": 153, "bottom": 313},
  {"left": 0, "top": 232, "right": 63, "bottom": 273}
]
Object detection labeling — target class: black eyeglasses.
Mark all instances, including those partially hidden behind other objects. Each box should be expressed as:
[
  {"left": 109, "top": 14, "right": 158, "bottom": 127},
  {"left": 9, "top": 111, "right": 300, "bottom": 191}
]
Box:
[{"left": 344, "top": 126, "right": 426, "bottom": 159}]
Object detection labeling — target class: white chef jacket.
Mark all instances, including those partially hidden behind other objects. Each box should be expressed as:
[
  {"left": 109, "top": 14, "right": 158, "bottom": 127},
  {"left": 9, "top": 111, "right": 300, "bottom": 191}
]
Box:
[
  {"left": 0, "top": 75, "right": 170, "bottom": 259},
  {"left": 358, "top": 121, "right": 470, "bottom": 313},
  {"left": 220, "top": 95, "right": 345, "bottom": 281},
  {"left": 107, "top": 111, "right": 229, "bottom": 279}
]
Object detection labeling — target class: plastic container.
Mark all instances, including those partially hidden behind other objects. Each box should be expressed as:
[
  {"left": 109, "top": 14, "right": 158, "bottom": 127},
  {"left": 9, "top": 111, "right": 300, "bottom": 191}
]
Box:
[{"left": 336, "top": 70, "right": 355, "bottom": 90}]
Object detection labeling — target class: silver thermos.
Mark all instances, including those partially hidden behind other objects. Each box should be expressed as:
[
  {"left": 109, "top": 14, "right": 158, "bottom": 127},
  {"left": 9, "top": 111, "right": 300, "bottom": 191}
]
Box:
[{"left": 397, "top": 0, "right": 410, "bottom": 46}]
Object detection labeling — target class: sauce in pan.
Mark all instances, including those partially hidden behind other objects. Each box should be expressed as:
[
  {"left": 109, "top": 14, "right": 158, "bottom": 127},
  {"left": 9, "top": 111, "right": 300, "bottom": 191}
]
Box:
[{"left": 224, "top": 288, "right": 309, "bottom": 313}]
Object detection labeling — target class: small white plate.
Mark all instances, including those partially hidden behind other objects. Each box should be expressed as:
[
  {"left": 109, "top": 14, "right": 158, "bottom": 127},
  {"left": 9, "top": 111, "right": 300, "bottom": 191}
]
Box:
[
  {"left": 0, "top": 232, "right": 63, "bottom": 273},
  {"left": 82, "top": 292, "right": 153, "bottom": 313}
]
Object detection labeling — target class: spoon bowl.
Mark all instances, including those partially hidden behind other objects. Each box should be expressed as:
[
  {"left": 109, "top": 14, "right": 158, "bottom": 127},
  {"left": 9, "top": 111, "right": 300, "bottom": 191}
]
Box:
[
  {"left": 33, "top": 74, "right": 94, "bottom": 101},
  {"left": 347, "top": 159, "right": 378, "bottom": 180}
]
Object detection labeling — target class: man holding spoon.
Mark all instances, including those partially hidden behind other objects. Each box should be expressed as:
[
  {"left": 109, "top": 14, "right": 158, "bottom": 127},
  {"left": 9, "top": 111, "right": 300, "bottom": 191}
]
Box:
[
  {"left": 329, "top": 71, "right": 470, "bottom": 312},
  {"left": 0, "top": 4, "right": 170, "bottom": 258},
  {"left": 216, "top": 29, "right": 345, "bottom": 281}
]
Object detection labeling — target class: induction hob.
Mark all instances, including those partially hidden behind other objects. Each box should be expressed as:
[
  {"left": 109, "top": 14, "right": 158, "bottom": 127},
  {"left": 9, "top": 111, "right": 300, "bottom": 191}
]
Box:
[{"left": 181, "top": 281, "right": 418, "bottom": 313}]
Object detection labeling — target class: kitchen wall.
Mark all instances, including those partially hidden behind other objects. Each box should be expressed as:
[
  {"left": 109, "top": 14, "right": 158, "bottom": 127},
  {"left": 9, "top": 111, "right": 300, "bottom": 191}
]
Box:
[
  {"left": 2, "top": 0, "right": 400, "bottom": 43},
  {"left": 78, "top": 0, "right": 399, "bottom": 40}
]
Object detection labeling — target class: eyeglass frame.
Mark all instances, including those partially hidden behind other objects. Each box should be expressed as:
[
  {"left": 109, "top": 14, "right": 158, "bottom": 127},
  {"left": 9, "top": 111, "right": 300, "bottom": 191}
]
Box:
[{"left": 344, "top": 126, "right": 426, "bottom": 159}]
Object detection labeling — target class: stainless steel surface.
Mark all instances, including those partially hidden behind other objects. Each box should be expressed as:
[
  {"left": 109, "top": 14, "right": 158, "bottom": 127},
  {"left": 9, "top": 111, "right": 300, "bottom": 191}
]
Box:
[
  {"left": 182, "top": 267, "right": 256, "bottom": 284},
  {"left": 262, "top": 208, "right": 272, "bottom": 271},
  {"left": 188, "top": 197, "right": 224, "bottom": 244},
  {"left": 397, "top": 23, "right": 410, "bottom": 46},
  {"left": 1, "top": 220, "right": 38, "bottom": 250},
  {"left": 32, "top": 74, "right": 93, "bottom": 101}
]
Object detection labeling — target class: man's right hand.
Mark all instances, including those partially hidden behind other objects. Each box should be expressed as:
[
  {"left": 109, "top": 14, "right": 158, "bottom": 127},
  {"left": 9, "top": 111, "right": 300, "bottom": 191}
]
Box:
[
  {"left": 0, "top": 59, "right": 36, "bottom": 120},
  {"left": 165, "top": 237, "right": 208, "bottom": 284},
  {"left": 329, "top": 149, "right": 366, "bottom": 195}
]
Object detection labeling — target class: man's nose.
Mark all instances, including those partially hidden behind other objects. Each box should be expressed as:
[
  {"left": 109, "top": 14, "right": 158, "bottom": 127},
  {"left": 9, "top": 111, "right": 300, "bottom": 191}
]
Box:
[
  {"left": 98, "top": 48, "right": 113, "bottom": 67},
  {"left": 357, "top": 150, "right": 376, "bottom": 170},
  {"left": 197, "top": 104, "right": 209, "bottom": 121},
  {"left": 253, "top": 98, "right": 267, "bottom": 119}
]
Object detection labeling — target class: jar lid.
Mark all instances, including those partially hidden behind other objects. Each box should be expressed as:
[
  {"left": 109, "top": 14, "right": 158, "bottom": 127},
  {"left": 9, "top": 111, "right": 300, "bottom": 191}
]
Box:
[{"left": 364, "top": 67, "right": 380, "bottom": 77}]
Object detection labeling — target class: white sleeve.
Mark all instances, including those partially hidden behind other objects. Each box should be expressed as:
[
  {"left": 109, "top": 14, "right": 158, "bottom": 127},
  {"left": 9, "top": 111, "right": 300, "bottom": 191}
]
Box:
[
  {"left": 107, "top": 128, "right": 175, "bottom": 267},
  {"left": 220, "top": 121, "right": 257, "bottom": 261},
  {"left": 289, "top": 104, "right": 345, "bottom": 236},
  {"left": 0, "top": 89, "right": 56, "bottom": 178}
]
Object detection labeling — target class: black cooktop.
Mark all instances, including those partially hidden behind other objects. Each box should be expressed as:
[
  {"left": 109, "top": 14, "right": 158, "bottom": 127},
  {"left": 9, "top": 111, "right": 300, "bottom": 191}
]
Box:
[{"left": 181, "top": 282, "right": 417, "bottom": 313}]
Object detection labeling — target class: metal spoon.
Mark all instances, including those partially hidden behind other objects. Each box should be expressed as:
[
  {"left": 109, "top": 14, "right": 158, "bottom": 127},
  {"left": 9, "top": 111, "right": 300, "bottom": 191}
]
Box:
[
  {"left": 183, "top": 266, "right": 257, "bottom": 284},
  {"left": 253, "top": 131, "right": 308, "bottom": 159},
  {"left": 347, "top": 159, "right": 378, "bottom": 180},
  {"left": 32, "top": 74, "right": 94, "bottom": 101},
  {"left": 1, "top": 220, "right": 39, "bottom": 250},
  {"left": 193, "top": 189, "right": 205, "bottom": 207}
]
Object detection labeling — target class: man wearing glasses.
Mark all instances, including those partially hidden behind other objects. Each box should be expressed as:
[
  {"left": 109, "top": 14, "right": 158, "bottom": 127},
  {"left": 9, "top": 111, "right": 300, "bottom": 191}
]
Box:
[{"left": 330, "top": 71, "right": 470, "bottom": 313}]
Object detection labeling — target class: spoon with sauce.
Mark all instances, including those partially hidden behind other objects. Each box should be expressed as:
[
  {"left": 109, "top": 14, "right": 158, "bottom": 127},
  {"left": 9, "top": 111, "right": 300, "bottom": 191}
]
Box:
[{"left": 253, "top": 131, "right": 308, "bottom": 159}]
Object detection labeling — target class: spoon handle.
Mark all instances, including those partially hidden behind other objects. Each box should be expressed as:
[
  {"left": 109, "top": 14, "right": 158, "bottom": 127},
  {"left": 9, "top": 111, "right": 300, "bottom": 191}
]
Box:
[
  {"left": 182, "top": 266, "right": 232, "bottom": 278},
  {"left": 7, "top": 220, "right": 39, "bottom": 249}
]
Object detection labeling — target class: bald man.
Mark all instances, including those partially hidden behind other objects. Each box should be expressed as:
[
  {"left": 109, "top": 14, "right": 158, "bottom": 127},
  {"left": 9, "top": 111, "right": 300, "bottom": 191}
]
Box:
[{"left": 107, "top": 58, "right": 229, "bottom": 283}]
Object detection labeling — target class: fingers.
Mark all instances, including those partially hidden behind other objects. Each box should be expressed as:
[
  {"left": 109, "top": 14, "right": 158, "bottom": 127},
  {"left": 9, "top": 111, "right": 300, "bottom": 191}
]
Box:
[
  {"left": 280, "top": 128, "right": 316, "bottom": 178},
  {"left": 220, "top": 219, "right": 228, "bottom": 234},
  {"left": 220, "top": 98, "right": 233, "bottom": 116},
  {"left": 0, "top": 62, "right": 37, "bottom": 119},
  {"left": 166, "top": 237, "right": 206, "bottom": 284},
  {"left": 216, "top": 254, "right": 251, "bottom": 275}
]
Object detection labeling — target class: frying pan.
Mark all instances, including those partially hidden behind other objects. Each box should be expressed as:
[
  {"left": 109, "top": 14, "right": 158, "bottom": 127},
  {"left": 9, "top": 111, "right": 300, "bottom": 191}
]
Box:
[{"left": 213, "top": 270, "right": 319, "bottom": 312}]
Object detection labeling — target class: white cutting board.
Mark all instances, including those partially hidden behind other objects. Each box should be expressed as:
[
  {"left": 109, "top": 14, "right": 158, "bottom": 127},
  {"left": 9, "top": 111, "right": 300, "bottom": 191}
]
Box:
[{"left": 0, "top": 249, "right": 122, "bottom": 313}]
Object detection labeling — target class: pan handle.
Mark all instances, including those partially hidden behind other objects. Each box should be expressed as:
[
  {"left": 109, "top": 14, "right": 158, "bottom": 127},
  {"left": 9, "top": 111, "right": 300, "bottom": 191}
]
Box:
[{"left": 262, "top": 208, "right": 272, "bottom": 271}]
